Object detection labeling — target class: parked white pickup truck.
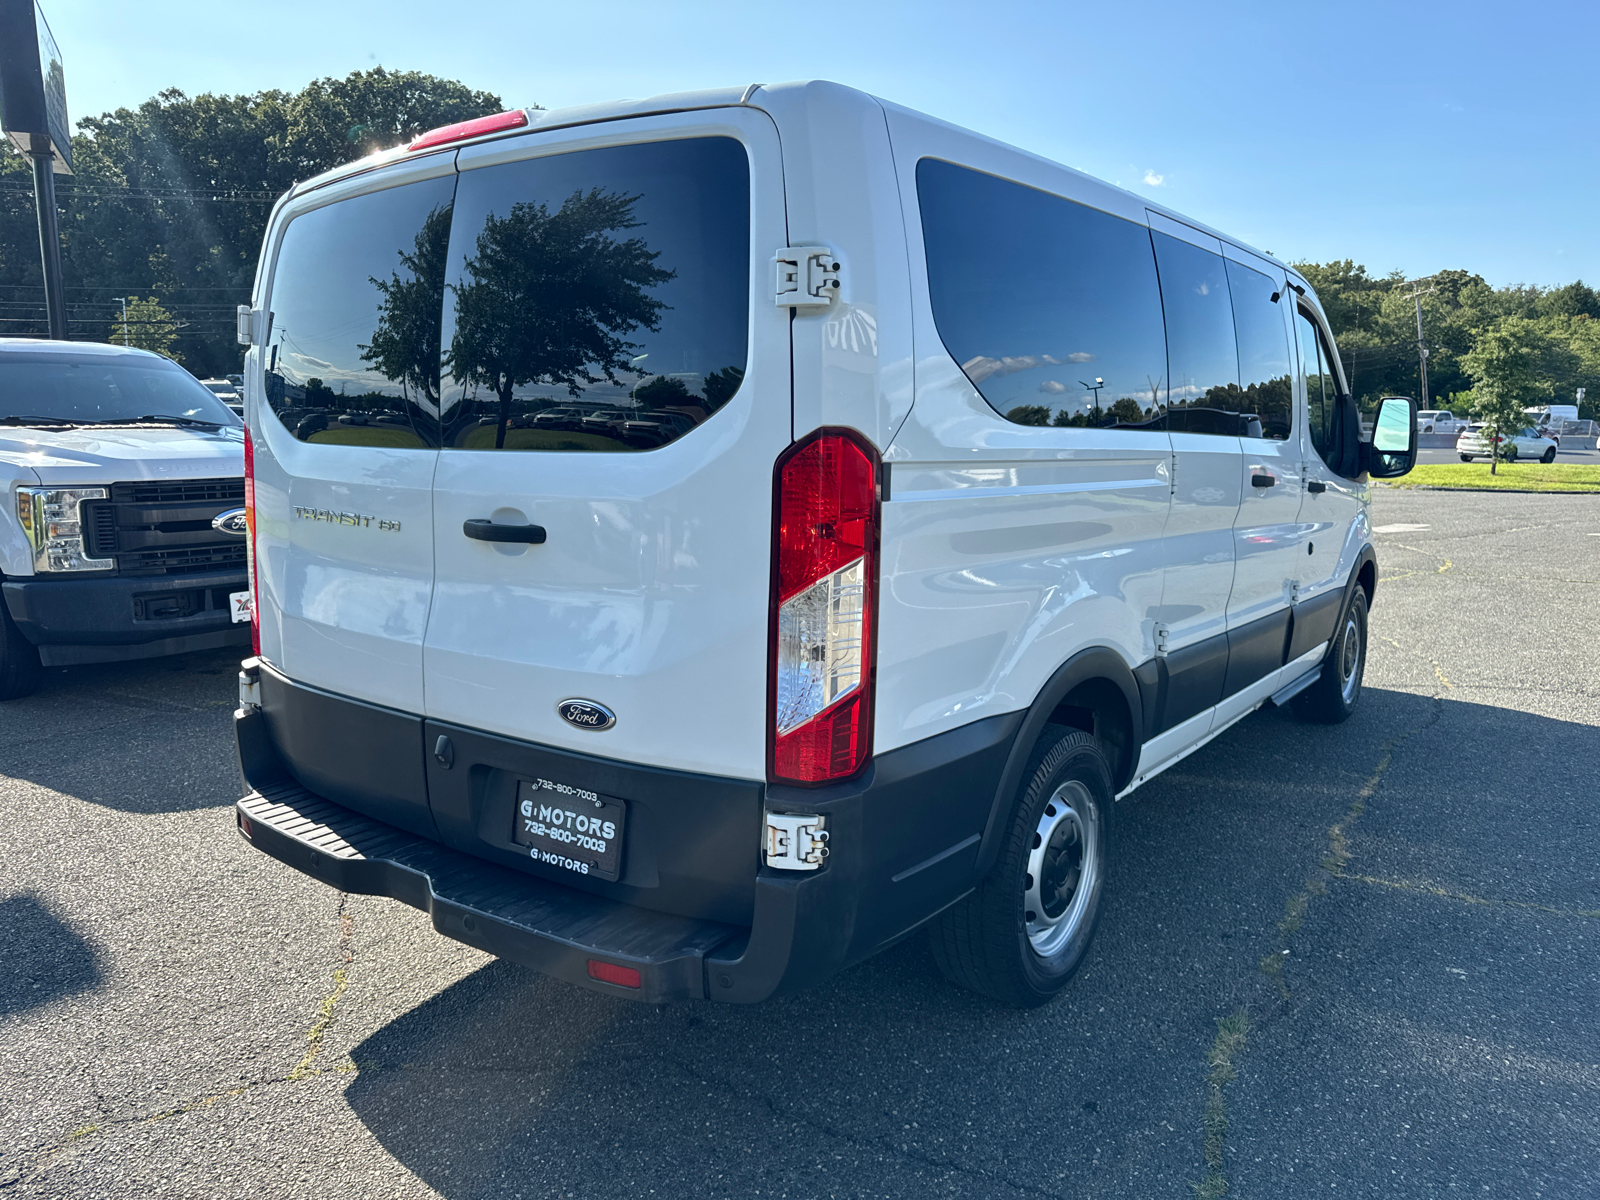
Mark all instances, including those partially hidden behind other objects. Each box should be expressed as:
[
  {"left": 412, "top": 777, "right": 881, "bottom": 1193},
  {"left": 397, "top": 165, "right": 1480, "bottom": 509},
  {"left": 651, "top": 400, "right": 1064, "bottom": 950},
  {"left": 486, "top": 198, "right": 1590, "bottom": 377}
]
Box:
[{"left": 1, "top": 339, "right": 249, "bottom": 699}]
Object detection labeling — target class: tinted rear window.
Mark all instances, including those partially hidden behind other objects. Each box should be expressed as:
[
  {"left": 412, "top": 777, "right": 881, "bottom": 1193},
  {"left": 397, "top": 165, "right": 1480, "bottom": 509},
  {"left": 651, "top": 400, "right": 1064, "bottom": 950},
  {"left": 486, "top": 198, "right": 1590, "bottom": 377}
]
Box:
[
  {"left": 917, "top": 159, "right": 1169, "bottom": 430},
  {"left": 263, "top": 176, "right": 455, "bottom": 448},
  {"left": 437, "top": 137, "right": 750, "bottom": 452}
]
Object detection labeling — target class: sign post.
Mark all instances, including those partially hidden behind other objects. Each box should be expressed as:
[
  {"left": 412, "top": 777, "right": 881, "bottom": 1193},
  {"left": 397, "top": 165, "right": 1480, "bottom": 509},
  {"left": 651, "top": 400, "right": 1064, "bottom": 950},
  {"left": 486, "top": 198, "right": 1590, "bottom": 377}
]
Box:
[{"left": 0, "top": 0, "right": 72, "bottom": 339}]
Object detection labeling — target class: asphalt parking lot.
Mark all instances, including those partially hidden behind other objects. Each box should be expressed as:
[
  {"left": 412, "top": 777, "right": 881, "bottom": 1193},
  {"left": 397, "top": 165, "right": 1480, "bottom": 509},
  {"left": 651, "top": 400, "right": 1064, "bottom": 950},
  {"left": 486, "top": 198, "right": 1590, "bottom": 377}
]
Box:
[{"left": 3, "top": 488, "right": 1597, "bottom": 1199}]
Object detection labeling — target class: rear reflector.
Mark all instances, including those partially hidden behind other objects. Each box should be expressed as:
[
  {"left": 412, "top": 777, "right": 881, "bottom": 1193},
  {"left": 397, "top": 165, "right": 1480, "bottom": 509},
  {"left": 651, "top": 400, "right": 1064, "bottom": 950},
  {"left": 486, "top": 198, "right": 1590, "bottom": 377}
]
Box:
[
  {"left": 770, "top": 429, "right": 879, "bottom": 784},
  {"left": 587, "top": 959, "right": 642, "bottom": 989},
  {"left": 408, "top": 109, "right": 529, "bottom": 152}
]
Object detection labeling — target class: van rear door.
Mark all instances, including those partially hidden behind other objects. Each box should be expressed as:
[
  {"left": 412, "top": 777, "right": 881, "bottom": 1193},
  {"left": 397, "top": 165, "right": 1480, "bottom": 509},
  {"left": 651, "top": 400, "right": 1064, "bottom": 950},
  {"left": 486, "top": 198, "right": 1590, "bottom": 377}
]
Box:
[
  {"left": 252, "top": 156, "right": 456, "bottom": 834},
  {"left": 421, "top": 113, "right": 789, "bottom": 804}
]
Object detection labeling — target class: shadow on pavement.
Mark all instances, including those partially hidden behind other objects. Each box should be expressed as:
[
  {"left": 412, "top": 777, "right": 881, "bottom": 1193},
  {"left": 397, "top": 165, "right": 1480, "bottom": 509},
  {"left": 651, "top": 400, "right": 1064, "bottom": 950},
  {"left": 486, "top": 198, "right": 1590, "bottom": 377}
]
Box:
[
  {"left": 0, "top": 892, "right": 106, "bottom": 1018},
  {"left": 0, "top": 647, "right": 242, "bottom": 815},
  {"left": 338, "top": 687, "right": 1600, "bottom": 1199}
]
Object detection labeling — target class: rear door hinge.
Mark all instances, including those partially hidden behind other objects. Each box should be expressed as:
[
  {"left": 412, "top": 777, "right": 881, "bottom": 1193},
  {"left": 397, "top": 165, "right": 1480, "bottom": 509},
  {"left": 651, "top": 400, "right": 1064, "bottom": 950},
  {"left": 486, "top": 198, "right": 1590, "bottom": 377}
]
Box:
[
  {"left": 764, "top": 812, "right": 829, "bottom": 870},
  {"left": 774, "top": 247, "right": 840, "bottom": 308},
  {"left": 1154, "top": 623, "right": 1170, "bottom": 657}
]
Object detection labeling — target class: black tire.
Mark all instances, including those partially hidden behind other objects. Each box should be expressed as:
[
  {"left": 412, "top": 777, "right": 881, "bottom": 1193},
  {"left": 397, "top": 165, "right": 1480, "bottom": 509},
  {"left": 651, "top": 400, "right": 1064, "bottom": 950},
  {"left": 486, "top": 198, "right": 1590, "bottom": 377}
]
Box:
[
  {"left": 1293, "top": 587, "right": 1368, "bottom": 725},
  {"left": 1504, "top": 445, "right": 1518, "bottom": 462},
  {"left": 929, "top": 727, "right": 1110, "bottom": 1007},
  {"left": 1460, "top": 454, "right": 1473, "bottom": 462},
  {"left": 1542, "top": 447, "right": 1556, "bottom": 464},
  {"left": 0, "top": 598, "right": 43, "bottom": 701}
]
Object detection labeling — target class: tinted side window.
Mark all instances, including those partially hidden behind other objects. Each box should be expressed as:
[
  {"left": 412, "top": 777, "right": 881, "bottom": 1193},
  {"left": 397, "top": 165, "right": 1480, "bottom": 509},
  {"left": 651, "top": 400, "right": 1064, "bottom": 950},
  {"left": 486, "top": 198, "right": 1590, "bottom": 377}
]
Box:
[
  {"left": 438, "top": 137, "right": 750, "bottom": 452},
  {"left": 1224, "top": 259, "right": 1293, "bottom": 440},
  {"left": 1296, "top": 308, "right": 1334, "bottom": 460},
  {"left": 1151, "top": 231, "right": 1242, "bottom": 436},
  {"left": 917, "top": 159, "right": 1169, "bottom": 429},
  {"left": 264, "top": 176, "right": 455, "bottom": 447}
]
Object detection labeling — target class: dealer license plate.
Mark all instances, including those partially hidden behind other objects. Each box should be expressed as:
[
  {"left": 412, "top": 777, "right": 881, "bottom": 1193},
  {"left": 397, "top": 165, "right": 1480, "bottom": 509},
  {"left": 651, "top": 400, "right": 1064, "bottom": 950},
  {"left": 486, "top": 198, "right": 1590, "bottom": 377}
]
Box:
[
  {"left": 512, "top": 778, "right": 625, "bottom": 882},
  {"left": 229, "top": 590, "right": 252, "bottom": 623}
]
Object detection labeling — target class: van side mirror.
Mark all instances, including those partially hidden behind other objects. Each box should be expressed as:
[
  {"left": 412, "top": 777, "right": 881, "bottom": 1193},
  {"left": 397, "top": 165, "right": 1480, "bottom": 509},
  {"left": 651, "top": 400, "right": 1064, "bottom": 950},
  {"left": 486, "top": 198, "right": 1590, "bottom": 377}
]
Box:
[{"left": 1365, "top": 395, "right": 1417, "bottom": 478}]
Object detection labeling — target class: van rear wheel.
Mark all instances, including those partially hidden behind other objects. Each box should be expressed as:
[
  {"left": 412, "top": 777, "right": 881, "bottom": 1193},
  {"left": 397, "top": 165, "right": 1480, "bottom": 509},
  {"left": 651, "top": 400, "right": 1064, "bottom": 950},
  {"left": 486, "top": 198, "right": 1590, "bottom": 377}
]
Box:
[{"left": 928, "top": 727, "right": 1110, "bottom": 1007}]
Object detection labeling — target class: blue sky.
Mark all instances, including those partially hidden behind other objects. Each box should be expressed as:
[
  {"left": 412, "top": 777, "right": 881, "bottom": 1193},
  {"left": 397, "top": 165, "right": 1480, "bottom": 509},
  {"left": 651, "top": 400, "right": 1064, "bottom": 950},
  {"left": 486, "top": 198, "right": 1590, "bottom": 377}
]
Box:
[{"left": 43, "top": 0, "right": 1600, "bottom": 288}]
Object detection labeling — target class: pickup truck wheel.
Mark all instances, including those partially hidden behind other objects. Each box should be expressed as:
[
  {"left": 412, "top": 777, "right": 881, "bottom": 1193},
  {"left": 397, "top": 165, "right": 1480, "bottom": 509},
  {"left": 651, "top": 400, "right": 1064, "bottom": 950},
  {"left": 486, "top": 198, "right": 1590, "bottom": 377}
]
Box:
[
  {"left": 928, "top": 727, "right": 1110, "bottom": 1008},
  {"left": 1459, "top": 454, "right": 1473, "bottom": 462},
  {"left": 0, "top": 600, "right": 43, "bottom": 701},
  {"left": 1541, "top": 447, "right": 1557, "bottom": 463},
  {"left": 1293, "top": 587, "right": 1368, "bottom": 725}
]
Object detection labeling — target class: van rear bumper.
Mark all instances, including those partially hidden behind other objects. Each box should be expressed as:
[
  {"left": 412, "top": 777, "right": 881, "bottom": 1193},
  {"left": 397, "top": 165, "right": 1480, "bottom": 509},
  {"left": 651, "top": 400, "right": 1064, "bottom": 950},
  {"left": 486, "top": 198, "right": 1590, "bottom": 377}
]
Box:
[
  {"left": 234, "top": 697, "right": 1021, "bottom": 1003},
  {"left": 236, "top": 781, "right": 739, "bottom": 1004}
]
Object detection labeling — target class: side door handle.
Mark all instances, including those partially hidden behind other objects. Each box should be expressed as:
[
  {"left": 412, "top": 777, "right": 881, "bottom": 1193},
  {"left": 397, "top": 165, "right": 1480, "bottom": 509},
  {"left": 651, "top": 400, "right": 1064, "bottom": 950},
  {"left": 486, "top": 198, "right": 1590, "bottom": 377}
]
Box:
[
  {"left": 1306, "top": 480, "right": 1327, "bottom": 494},
  {"left": 463, "top": 518, "right": 547, "bottom": 544},
  {"left": 1251, "top": 473, "right": 1276, "bottom": 488}
]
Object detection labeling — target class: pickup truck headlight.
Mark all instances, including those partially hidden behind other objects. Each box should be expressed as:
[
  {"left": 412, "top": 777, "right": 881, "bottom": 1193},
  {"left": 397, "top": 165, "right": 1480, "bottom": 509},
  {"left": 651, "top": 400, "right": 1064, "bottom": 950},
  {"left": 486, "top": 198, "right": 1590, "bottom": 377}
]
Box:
[{"left": 16, "top": 487, "right": 115, "bottom": 573}]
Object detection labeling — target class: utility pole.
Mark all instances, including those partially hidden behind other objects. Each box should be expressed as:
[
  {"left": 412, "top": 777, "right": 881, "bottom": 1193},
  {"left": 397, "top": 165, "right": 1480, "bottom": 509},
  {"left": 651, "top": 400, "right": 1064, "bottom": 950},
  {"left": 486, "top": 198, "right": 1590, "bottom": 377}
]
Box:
[
  {"left": 1405, "top": 282, "right": 1438, "bottom": 409},
  {"left": 27, "top": 134, "right": 67, "bottom": 339}
]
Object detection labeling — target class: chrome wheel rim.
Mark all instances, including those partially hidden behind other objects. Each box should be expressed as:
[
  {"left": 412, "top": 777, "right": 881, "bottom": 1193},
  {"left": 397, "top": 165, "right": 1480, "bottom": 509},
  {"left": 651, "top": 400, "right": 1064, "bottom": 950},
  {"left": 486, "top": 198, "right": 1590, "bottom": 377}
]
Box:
[
  {"left": 1023, "top": 780, "right": 1098, "bottom": 957},
  {"left": 1339, "top": 614, "right": 1363, "bottom": 704}
]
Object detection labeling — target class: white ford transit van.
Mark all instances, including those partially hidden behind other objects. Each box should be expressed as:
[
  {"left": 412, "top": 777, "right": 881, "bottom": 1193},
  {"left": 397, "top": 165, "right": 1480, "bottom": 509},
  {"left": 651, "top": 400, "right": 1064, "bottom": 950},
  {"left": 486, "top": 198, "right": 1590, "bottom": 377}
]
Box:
[{"left": 233, "top": 82, "right": 1417, "bottom": 1007}]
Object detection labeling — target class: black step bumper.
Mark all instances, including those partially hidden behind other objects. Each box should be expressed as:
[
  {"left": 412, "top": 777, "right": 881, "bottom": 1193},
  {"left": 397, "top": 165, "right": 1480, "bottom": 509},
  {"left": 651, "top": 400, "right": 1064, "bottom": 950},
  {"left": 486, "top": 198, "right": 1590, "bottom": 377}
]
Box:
[{"left": 237, "top": 783, "right": 740, "bottom": 1003}]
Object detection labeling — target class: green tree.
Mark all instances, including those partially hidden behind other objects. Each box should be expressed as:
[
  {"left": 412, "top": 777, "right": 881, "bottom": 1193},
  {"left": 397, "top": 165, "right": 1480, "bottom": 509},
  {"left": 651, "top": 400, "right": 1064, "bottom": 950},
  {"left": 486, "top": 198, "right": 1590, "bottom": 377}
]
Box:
[
  {"left": 107, "top": 296, "right": 182, "bottom": 360},
  {"left": 359, "top": 204, "right": 452, "bottom": 417},
  {"left": 1463, "top": 318, "right": 1546, "bottom": 474},
  {"left": 1006, "top": 404, "right": 1051, "bottom": 426},
  {"left": 1, "top": 69, "right": 504, "bottom": 374},
  {"left": 445, "top": 188, "right": 673, "bottom": 448}
]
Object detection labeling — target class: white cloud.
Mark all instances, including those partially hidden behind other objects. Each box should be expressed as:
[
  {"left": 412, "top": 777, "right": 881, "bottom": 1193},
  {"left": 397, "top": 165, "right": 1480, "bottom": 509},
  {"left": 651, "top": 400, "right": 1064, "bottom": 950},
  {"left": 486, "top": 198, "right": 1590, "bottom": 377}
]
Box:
[
  {"left": 1039, "top": 380, "right": 1067, "bottom": 394},
  {"left": 1143, "top": 170, "right": 1165, "bottom": 187},
  {"left": 1067, "top": 351, "right": 1096, "bottom": 363}
]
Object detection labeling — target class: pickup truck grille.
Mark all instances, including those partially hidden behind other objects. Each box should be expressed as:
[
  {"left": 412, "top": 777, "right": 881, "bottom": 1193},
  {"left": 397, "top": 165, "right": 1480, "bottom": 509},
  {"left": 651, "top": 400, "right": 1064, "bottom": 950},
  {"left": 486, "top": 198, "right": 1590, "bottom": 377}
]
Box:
[{"left": 81, "top": 477, "right": 247, "bottom": 576}]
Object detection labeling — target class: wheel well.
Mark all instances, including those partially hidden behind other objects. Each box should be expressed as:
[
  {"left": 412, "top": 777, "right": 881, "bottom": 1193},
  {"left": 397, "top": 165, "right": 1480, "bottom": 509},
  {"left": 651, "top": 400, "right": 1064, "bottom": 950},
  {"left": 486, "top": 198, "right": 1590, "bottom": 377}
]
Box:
[
  {"left": 1046, "top": 678, "right": 1135, "bottom": 792},
  {"left": 1357, "top": 558, "right": 1377, "bottom": 608}
]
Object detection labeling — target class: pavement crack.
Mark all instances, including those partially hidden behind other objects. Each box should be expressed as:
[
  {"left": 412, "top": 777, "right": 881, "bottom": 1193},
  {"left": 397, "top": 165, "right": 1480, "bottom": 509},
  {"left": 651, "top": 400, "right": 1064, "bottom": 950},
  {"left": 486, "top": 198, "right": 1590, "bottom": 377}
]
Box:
[
  {"left": 1194, "top": 664, "right": 1449, "bottom": 1197},
  {"left": 1340, "top": 872, "right": 1600, "bottom": 919},
  {"left": 290, "top": 894, "right": 355, "bottom": 1081}
]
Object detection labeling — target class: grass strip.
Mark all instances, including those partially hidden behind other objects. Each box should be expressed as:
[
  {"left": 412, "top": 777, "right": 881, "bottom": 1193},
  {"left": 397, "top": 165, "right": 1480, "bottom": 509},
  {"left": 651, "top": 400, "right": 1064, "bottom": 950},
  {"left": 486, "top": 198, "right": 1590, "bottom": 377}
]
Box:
[{"left": 1385, "top": 463, "right": 1600, "bottom": 492}]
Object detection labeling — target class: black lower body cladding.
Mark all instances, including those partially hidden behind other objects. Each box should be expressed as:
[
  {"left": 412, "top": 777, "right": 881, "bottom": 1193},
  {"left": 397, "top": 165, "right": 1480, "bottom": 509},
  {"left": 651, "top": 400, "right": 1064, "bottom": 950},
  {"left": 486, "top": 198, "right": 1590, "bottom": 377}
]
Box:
[{"left": 237, "top": 664, "right": 1018, "bottom": 1000}]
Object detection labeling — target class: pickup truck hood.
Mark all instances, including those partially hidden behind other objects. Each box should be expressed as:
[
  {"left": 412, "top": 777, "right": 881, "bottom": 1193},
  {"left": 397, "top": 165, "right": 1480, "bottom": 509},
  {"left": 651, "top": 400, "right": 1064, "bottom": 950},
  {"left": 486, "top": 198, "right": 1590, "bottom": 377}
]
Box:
[{"left": 0, "top": 425, "right": 245, "bottom": 485}]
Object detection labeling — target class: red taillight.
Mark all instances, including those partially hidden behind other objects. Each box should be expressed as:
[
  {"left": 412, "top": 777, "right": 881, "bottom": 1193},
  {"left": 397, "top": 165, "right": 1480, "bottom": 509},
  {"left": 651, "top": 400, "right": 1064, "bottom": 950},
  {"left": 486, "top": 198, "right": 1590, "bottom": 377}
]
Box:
[
  {"left": 243, "top": 427, "right": 259, "bottom": 657},
  {"left": 408, "top": 109, "right": 529, "bottom": 152},
  {"left": 770, "top": 429, "right": 879, "bottom": 784},
  {"left": 587, "top": 959, "right": 642, "bottom": 989}
]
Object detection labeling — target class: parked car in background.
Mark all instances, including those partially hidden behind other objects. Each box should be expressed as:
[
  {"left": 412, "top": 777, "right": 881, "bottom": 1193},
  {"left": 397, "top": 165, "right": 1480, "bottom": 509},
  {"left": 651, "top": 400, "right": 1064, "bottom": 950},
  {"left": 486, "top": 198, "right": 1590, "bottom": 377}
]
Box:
[
  {"left": 201, "top": 378, "right": 244, "bottom": 418},
  {"left": 1457, "top": 425, "right": 1558, "bottom": 462},
  {"left": 1417, "top": 409, "right": 1466, "bottom": 435},
  {"left": 0, "top": 340, "right": 249, "bottom": 700}
]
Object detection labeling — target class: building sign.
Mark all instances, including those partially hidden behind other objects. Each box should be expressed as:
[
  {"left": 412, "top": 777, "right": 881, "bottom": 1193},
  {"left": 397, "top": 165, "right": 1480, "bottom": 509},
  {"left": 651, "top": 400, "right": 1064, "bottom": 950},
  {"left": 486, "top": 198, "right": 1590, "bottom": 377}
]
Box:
[{"left": 0, "top": 0, "right": 71, "bottom": 172}]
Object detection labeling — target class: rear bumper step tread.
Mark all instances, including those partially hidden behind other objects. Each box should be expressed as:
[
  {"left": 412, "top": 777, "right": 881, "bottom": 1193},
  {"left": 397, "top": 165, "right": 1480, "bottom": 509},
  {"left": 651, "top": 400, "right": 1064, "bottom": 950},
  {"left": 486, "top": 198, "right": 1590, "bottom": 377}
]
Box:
[{"left": 237, "top": 782, "right": 741, "bottom": 1002}]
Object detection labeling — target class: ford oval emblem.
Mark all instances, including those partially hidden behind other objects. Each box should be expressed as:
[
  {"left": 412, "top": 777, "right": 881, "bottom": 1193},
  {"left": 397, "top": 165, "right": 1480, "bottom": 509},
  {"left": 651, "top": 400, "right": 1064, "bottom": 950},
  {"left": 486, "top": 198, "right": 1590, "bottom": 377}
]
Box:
[
  {"left": 558, "top": 699, "right": 616, "bottom": 731},
  {"left": 212, "top": 507, "right": 249, "bottom": 537}
]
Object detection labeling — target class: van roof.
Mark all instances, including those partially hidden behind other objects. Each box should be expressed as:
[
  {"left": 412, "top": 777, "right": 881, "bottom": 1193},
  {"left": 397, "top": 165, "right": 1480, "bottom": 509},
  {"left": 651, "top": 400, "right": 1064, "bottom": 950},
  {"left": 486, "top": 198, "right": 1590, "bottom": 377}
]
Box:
[{"left": 286, "top": 79, "right": 1291, "bottom": 283}]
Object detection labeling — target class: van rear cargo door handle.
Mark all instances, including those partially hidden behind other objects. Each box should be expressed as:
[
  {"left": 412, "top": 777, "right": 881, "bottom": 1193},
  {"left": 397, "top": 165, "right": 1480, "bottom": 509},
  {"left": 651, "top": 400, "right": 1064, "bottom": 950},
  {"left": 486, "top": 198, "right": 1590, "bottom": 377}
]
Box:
[
  {"left": 1251, "top": 473, "right": 1276, "bottom": 488},
  {"left": 463, "top": 519, "right": 546, "bottom": 544}
]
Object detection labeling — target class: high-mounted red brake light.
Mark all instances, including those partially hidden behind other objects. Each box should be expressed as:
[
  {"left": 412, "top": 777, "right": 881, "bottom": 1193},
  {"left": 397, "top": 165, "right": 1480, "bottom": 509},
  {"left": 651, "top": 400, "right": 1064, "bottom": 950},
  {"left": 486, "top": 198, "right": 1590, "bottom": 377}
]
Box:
[
  {"left": 408, "top": 109, "right": 529, "bottom": 152},
  {"left": 770, "top": 429, "right": 880, "bottom": 784},
  {"left": 243, "top": 427, "right": 259, "bottom": 657}
]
